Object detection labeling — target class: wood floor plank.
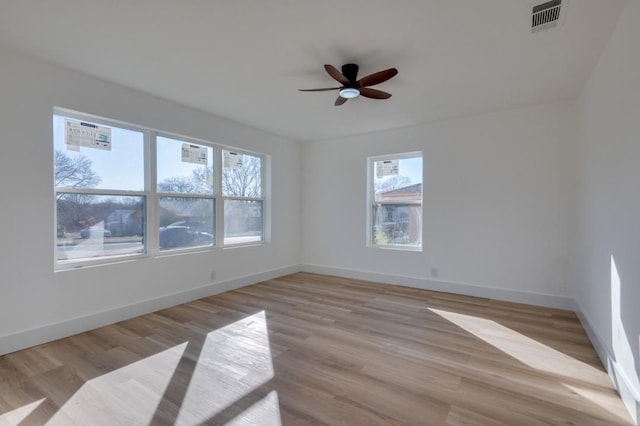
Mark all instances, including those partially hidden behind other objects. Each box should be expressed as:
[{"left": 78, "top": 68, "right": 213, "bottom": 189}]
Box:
[{"left": 0, "top": 272, "right": 633, "bottom": 425}]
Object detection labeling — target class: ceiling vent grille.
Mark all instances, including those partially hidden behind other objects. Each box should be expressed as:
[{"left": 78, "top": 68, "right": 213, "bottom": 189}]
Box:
[{"left": 532, "top": 0, "right": 562, "bottom": 32}]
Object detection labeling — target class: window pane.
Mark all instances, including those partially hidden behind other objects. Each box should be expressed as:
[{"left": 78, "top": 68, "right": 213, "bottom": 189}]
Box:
[
  {"left": 372, "top": 204, "right": 422, "bottom": 246},
  {"left": 56, "top": 194, "right": 145, "bottom": 262},
  {"left": 374, "top": 156, "right": 422, "bottom": 201},
  {"left": 222, "top": 150, "right": 262, "bottom": 197},
  {"left": 157, "top": 136, "right": 214, "bottom": 195},
  {"left": 159, "top": 197, "right": 214, "bottom": 250},
  {"left": 371, "top": 154, "right": 422, "bottom": 248},
  {"left": 224, "top": 200, "right": 262, "bottom": 244},
  {"left": 53, "top": 115, "right": 144, "bottom": 191}
]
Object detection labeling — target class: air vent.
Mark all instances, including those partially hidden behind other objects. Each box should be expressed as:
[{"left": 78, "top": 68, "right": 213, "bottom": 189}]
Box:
[{"left": 532, "top": 0, "right": 562, "bottom": 32}]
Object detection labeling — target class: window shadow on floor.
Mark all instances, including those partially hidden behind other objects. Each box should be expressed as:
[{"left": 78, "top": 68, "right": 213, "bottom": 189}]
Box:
[{"left": 0, "top": 272, "right": 634, "bottom": 425}]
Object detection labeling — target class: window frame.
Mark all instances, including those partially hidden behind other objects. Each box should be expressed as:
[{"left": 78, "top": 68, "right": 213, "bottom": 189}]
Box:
[
  {"left": 366, "top": 151, "right": 423, "bottom": 251},
  {"left": 154, "top": 133, "right": 217, "bottom": 254},
  {"left": 53, "top": 108, "right": 268, "bottom": 270},
  {"left": 54, "top": 108, "right": 150, "bottom": 268},
  {"left": 220, "top": 148, "right": 266, "bottom": 246}
]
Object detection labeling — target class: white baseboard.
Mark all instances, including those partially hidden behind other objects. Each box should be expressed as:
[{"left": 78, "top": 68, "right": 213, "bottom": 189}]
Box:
[
  {"left": 302, "top": 264, "right": 638, "bottom": 423},
  {"left": 4, "top": 263, "right": 637, "bottom": 425},
  {"left": 300, "top": 264, "right": 575, "bottom": 310},
  {"left": 575, "top": 303, "right": 640, "bottom": 425},
  {"left": 0, "top": 265, "right": 571, "bottom": 356},
  {"left": 0, "top": 264, "right": 300, "bottom": 356}
]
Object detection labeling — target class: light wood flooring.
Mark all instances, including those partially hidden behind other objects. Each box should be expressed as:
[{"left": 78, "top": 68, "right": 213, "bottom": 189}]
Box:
[{"left": 0, "top": 272, "right": 633, "bottom": 425}]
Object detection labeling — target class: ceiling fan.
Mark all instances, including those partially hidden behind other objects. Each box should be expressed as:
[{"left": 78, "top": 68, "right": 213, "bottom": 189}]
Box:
[{"left": 299, "top": 64, "right": 398, "bottom": 106}]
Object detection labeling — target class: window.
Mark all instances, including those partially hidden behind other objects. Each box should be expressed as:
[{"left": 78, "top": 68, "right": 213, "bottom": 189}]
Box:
[
  {"left": 368, "top": 152, "right": 423, "bottom": 249},
  {"left": 54, "top": 114, "right": 146, "bottom": 263},
  {"left": 222, "top": 150, "right": 264, "bottom": 245},
  {"left": 157, "top": 136, "right": 215, "bottom": 251},
  {"left": 54, "top": 109, "right": 267, "bottom": 267}
]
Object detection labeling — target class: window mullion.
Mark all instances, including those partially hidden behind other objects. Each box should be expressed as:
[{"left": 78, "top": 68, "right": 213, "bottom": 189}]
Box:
[
  {"left": 148, "top": 130, "right": 158, "bottom": 256},
  {"left": 374, "top": 200, "right": 422, "bottom": 206},
  {"left": 222, "top": 196, "right": 263, "bottom": 202},
  {"left": 215, "top": 146, "right": 223, "bottom": 246},
  {"left": 55, "top": 188, "right": 147, "bottom": 197},
  {"left": 156, "top": 192, "right": 215, "bottom": 199}
]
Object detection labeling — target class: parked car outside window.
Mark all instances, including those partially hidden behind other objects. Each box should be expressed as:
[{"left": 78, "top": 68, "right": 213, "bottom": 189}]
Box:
[
  {"left": 159, "top": 226, "right": 214, "bottom": 249},
  {"left": 80, "top": 227, "right": 112, "bottom": 239}
]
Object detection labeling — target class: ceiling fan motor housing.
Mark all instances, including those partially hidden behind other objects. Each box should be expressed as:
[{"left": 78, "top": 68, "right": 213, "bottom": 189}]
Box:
[{"left": 341, "top": 63, "right": 360, "bottom": 87}]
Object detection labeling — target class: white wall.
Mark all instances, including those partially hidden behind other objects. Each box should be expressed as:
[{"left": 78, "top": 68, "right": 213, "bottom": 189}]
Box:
[
  {"left": 1, "top": 10, "right": 636, "bottom": 417},
  {"left": 0, "top": 45, "right": 301, "bottom": 355},
  {"left": 574, "top": 0, "right": 640, "bottom": 421},
  {"left": 301, "top": 101, "right": 578, "bottom": 307}
]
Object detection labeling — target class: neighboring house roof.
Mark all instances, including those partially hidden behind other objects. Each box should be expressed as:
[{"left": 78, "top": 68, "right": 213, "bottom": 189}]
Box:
[
  {"left": 377, "top": 183, "right": 422, "bottom": 202},
  {"left": 380, "top": 183, "right": 422, "bottom": 195}
]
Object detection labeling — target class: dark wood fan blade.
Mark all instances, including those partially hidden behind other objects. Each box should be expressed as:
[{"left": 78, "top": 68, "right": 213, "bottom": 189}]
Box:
[
  {"left": 360, "top": 88, "right": 392, "bottom": 99},
  {"left": 357, "top": 68, "right": 398, "bottom": 88},
  {"left": 324, "top": 64, "right": 350, "bottom": 85},
  {"left": 335, "top": 96, "right": 348, "bottom": 106},
  {"left": 299, "top": 87, "right": 341, "bottom": 92}
]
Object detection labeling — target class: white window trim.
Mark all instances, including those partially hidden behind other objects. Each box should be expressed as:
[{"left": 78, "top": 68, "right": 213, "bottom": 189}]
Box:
[
  {"left": 154, "top": 132, "right": 217, "bottom": 255},
  {"left": 220, "top": 148, "right": 267, "bottom": 247},
  {"left": 53, "top": 108, "right": 268, "bottom": 270},
  {"left": 54, "top": 108, "right": 150, "bottom": 269},
  {"left": 366, "top": 151, "right": 423, "bottom": 252}
]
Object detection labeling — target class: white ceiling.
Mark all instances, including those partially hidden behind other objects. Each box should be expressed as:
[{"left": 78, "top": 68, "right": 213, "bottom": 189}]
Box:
[{"left": 0, "top": 0, "right": 627, "bottom": 142}]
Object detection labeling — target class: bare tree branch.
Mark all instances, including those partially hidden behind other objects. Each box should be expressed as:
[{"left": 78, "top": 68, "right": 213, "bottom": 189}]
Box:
[
  {"left": 55, "top": 150, "right": 100, "bottom": 187},
  {"left": 157, "top": 154, "right": 261, "bottom": 198},
  {"left": 222, "top": 155, "right": 261, "bottom": 197},
  {"left": 374, "top": 175, "right": 411, "bottom": 194},
  {"left": 158, "top": 167, "right": 213, "bottom": 194}
]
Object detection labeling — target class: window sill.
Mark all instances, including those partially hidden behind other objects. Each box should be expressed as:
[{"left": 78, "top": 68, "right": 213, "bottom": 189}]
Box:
[{"left": 367, "top": 244, "right": 423, "bottom": 252}]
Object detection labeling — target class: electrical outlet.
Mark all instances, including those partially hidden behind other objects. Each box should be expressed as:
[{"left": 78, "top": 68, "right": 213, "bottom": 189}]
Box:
[
  {"left": 210, "top": 271, "right": 216, "bottom": 281},
  {"left": 431, "top": 267, "right": 439, "bottom": 278}
]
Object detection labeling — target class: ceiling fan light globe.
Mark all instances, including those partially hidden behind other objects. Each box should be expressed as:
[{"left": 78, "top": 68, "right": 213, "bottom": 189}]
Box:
[{"left": 339, "top": 88, "right": 360, "bottom": 99}]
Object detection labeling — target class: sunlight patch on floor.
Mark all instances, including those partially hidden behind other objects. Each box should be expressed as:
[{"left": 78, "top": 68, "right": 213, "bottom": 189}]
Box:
[
  {"left": 48, "top": 342, "right": 187, "bottom": 425},
  {"left": 562, "top": 382, "right": 631, "bottom": 422},
  {"left": 226, "top": 390, "right": 282, "bottom": 426},
  {"left": 0, "top": 398, "right": 45, "bottom": 425},
  {"left": 429, "top": 308, "right": 631, "bottom": 423},
  {"left": 175, "top": 310, "right": 276, "bottom": 425},
  {"left": 41, "top": 311, "right": 277, "bottom": 425},
  {"left": 429, "top": 308, "right": 610, "bottom": 386}
]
